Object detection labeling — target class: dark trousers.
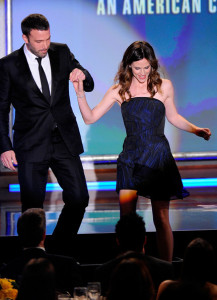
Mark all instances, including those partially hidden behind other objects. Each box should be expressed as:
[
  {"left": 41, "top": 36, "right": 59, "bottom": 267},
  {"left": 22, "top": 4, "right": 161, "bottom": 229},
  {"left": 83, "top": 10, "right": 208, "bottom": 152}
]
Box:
[{"left": 17, "top": 128, "right": 89, "bottom": 251}]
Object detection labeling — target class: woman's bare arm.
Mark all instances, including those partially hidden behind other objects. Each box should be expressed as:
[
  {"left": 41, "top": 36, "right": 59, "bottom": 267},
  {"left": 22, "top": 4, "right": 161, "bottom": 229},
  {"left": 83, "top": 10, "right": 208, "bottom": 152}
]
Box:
[
  {"left": 71, "top": 76, "right": 119, "bottom": 124},
  {"left": 163, "top": 79, "right": 211, "bottom": 140}
]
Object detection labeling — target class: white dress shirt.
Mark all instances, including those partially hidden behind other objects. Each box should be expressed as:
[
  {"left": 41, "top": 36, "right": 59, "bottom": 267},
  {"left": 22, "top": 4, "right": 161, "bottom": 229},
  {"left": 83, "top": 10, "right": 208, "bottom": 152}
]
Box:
[{"left": 24, "top": 44, "right": 52, "bottom": 94}]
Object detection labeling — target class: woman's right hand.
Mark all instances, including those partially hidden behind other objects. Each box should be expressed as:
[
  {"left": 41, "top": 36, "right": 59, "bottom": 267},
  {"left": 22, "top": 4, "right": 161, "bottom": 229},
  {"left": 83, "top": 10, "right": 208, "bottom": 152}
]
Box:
[{"left": 69, "top": 69, "right": 85, "bottom": 97}]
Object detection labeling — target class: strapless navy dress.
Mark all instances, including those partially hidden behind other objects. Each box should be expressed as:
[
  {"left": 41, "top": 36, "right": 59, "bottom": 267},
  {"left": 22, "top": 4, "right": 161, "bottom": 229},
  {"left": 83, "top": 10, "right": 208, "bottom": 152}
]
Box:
[{"left": 116, "top": 97, "right": 189, "bottom": 200}]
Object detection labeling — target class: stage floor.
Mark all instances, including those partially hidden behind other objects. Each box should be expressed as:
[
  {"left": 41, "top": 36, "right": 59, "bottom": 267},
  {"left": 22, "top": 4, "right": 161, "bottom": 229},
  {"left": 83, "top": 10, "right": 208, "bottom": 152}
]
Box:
[{"left": 0, "top": 159, "right": 217, "bottom": 237}]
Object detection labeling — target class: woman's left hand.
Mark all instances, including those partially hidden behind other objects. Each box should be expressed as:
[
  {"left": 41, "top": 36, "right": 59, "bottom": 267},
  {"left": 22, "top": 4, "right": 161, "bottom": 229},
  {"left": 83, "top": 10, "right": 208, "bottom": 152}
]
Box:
[{"left": 195, "top": 128, "right": 211, "bottom": 140}]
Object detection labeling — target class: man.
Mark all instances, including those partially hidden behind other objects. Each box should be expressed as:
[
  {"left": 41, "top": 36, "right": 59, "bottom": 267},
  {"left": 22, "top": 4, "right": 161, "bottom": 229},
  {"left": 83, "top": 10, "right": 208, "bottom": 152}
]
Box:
[
  {"left": 95, "top": 213, "right": 174, "bottom": 295},
  {"left": 0, "top": 14, "right": 94, "bottom": 249},
  {"left": 16, "top": 258, "right": 56, "bottom": 300},
  {"left": 0, "top": 208, "right": 83, "bottom": 295}
]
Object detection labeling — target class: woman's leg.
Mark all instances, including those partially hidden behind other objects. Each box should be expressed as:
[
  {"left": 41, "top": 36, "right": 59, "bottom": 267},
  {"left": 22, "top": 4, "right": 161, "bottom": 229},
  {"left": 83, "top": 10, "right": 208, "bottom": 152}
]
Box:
[
  {"left": 151, "top": 200, "right": 173, "bottom": 262},
  {"left": 119, "top": 189, "right": 138, "bottom": 216}
]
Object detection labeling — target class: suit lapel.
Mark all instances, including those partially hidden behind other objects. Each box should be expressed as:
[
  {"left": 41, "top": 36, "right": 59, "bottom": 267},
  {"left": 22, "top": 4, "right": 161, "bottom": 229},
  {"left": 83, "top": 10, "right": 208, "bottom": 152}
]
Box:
[
  {"left": 17, "top": 45, "right": 55, "bottom": 105},
  {"left": 18, "top": 44, "right": 61, "bottom": 105},
  {"left": 16, "top": 46, "right": 43, "bottom": 98},
  {"left": 48, "top": 44, "right": 60, "bottom": 105}
]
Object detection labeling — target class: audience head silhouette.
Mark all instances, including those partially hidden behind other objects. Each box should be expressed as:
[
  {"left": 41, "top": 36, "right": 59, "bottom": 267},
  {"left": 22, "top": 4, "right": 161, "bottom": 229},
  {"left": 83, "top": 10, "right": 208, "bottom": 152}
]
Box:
[
  {"left": 180, "top": 237, "right": 216, "bottom": 284},
  {"left": 17, "top": 208, "right": 46, "bottom": 248},
  {"left": 16, "top": 258, "right": 56, "bottom": 300},
  {"left": 157, "top": 280, "right": 212, "bottom": 300},
  {"left": 107, "top": 257, "right": 155, "bottom": 300},
  {"left": 115, "top": 212, "right": 146, "bottom": 253}
]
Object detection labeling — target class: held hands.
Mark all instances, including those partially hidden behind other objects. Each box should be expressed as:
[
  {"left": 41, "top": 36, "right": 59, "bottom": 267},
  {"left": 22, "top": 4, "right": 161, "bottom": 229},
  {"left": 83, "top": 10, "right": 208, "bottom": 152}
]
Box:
[
  {"left": 69, "top": 68, "right": 85, "bottom": 98},
  {"left": 194, "top": 127, "right": 211, "bottom": 140},
  {"left": 0, "top": 150, "right": 18, "bottom": 171}
]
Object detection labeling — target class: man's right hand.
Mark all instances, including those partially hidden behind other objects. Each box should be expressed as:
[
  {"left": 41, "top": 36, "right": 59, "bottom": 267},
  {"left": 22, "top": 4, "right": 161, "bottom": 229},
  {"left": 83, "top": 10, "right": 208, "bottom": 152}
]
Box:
[
  {"left": 0, "top": 150, "right": 18, "bottom": 171},
  {"left": 70, "top": 71, "right": 85, "bottom": 97}
]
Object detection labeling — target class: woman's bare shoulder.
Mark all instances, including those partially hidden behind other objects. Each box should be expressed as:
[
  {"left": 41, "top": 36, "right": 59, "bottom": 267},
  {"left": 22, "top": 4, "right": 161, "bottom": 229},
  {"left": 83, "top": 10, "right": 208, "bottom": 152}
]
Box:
[
  {"left": 159, "top": 279, "right": 174, "bottom": 288},
  {"left": 106, "top": 84, "right": 123, "bottom": 104},
  {"left": 105, "top": 84, "right": 119, "bottom": 94},
  {"left": 206, "top": 282, "right": 217, "bottom": 295},
  {"left": 160, "top": 78, "right": 174, "bottom": 100},
  {"left": 157, "top": 280, "right": 176, "bottom": 300},
  {"left": 161, "top": 78, "right": 173, "bottom": 90}
]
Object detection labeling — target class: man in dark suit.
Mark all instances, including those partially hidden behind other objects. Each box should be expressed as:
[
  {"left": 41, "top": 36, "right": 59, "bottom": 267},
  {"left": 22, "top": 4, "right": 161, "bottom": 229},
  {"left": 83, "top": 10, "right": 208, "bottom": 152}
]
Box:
[
  {"left": 0, "top": 208, "right": 83, "bottom": 295},
  {"left": 95, "top": 213, "right": 174, "bottom": 295},
  {"left": 0, "top": 14, "right": 94, "bottom": 250}
]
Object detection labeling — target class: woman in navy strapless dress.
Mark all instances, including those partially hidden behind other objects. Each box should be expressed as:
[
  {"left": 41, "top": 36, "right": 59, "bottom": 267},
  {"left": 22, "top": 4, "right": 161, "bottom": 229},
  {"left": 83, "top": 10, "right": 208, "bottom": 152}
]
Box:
[{"left": 72, "top": 41, "right": 211, "bottom": 261}]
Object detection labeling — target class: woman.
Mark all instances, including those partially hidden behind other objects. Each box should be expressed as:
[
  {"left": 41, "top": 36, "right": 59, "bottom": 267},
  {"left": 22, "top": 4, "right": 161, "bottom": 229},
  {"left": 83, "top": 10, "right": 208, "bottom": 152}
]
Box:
[
  {"left": 156, "top": 238, "right": 217, "bottom": 300},
  {"left": 72, "top": 41, "right": 211, "bottom": 261}
]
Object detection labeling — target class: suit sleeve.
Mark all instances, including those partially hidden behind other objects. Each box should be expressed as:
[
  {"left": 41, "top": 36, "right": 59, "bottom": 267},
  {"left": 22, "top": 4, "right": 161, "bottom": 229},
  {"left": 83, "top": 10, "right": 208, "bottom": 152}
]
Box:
[
  {"left": 0, "top": 59, "right": 13, "bottom": 154},
  {"left": 68, "top": 47, "right": 94, "bottom": 92}
]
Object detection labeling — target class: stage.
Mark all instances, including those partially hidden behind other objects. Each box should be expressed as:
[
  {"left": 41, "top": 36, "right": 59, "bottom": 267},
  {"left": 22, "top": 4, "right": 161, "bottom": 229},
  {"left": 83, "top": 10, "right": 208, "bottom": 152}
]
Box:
[{"left": 0, "top": 157, "right": 217, "bottom": 264}]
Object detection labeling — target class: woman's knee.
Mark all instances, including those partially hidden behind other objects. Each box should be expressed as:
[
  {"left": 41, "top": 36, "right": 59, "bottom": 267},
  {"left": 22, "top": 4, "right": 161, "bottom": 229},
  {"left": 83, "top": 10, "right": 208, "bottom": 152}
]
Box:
[
  {"left": 153, "top": 214, "right": 170, "bottom": 229},
  {"left": 119, "top": 190, "right": 137, "bottom": 203}
]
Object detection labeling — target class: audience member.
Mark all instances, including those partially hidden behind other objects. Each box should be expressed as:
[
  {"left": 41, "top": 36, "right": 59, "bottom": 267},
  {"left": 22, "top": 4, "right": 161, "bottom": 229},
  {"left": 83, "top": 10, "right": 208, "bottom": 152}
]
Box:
[
  {"left": 157, "top": 281, "right": 212, "bottom": 300},
  {"left": 107, "top": 257, "right": 155, "bottom": 300},
  {"left": 157, "top": 238, "right": 217, "bottom": 300},
  {"left": 16, "top": 258, "right": 57, "bottom": 300},
  {"left": 0, "top": 208, "right": 82, "bottom": 295},
  {"left": 95, "top": 213, "right": 173, "bottom": 295}
]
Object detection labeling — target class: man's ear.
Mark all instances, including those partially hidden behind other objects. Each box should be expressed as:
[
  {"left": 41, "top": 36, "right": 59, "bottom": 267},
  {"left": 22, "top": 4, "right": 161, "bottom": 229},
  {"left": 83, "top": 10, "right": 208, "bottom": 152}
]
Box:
[
  {"left": 42, "top": 231, "right": 46, "bottom": 241},
  {"left": 142, "top": 236, "right": 147, "bottom": 254},
  {"left": 22, "top": 34, "right": 29, "bottom": 44}
]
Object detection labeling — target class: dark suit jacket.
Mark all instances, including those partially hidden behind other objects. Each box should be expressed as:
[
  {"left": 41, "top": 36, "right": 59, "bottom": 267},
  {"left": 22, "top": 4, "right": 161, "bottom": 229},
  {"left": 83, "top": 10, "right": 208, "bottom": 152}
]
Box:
[
  {"left": 95, "top": 251, "right": 174, "bottom": 296},
  {"left": 0, "top": 248, "right": 83, "bottom": 295},
  {"left": 0, "top": 43, "right": 94, "bottom": 162}
]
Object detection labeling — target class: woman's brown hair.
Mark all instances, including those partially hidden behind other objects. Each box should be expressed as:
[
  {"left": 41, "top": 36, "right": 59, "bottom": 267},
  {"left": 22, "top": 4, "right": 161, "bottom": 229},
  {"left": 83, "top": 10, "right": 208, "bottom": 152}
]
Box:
[{"left": 114, "top": 41, "right": 162, "bottom": 102}]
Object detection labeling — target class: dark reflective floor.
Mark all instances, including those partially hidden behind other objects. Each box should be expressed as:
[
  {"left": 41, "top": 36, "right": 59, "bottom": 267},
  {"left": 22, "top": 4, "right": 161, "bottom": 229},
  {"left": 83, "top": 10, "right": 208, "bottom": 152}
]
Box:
[{"left": 0, "top": 160, "right": 217, "bottom": 237}]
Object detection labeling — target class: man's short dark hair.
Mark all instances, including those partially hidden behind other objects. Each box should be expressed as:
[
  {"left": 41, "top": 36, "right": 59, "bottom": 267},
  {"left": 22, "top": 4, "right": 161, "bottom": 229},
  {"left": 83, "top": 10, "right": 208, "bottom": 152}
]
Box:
[
  {"left": 115, "top": 213, "right": 146, "bottom": 252},
  {"left": 17, "top": 208, "right": 46, "bottom": 248},
  {"left": 21, "top": 14, "right": 49, "bottom": 37},
  {"left": 16, "top": 258, "right": 56, "bottom": 300}
]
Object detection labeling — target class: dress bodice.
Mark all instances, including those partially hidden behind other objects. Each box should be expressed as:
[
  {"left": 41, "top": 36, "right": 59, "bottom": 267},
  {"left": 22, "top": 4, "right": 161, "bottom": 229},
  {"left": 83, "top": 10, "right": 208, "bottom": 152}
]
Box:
[{"left": 121, "top": 97, "right": 165, "bottom": 138}]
